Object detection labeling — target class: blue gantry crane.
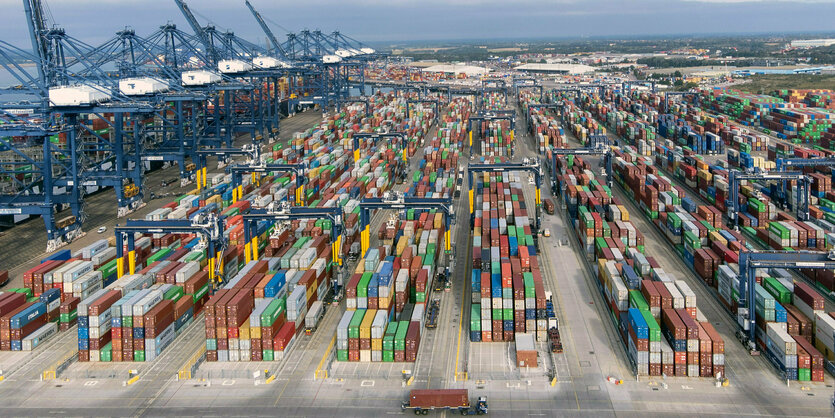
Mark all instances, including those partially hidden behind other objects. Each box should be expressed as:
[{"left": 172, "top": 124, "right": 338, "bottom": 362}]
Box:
[
  {"left": 114, "top": 212, "right": 226, "bottom": 282},
  {"left": 0, "top": 0, "right": 175, "bottom": 249},
  {"left": 513, "top": 77, "right": 543, "bottom": 101},
  {"left": 358, "top": 191, "right": 455, "bottom": 257},
  {"left": 195, "top": 143, "right": 261, "bottom": 191},
  {"left": 549, "top": 139, "right": 614, "bottom": 194},
  {"left": 242, "top": 202, "right": 346, "bottom": 291},
  {"left": 737, "top": 250, "right": 835, "bottom": 352},
  {"left": 467, "top": 110, "right": 516, "bottom": 151},
  {"left": 726, "top": 170, "right": 811, "bottom": 230},
  {"left": 467, "top": 158, "right": 543, "bottom": 231},
  {"left": 226, "top": 160, "right": 307, "bottom": 205}
]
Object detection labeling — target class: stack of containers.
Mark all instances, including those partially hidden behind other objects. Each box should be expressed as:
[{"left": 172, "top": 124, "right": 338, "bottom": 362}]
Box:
[
  {"left": 7, "top": 91, "right": 432, "bottom": 355},
  {"left": 205, "top": 234, "right": 332, "bottom": 362},
  {"left": 335, "top": 97, "right": 467, "bottom": 363},
  {"left": 554, "top": 151, "right": 725, "bottom": 377},
  {"left": 564, "top": 88, "right": 835, "bottom": 381},
  {"left": 468, "top": 171, "right": 549, "bottom": 343},
  {"left": 76, "top": 259, "right": 208, "bottom": 362},
  {"left": 519, "top": 90, "right": 566, "bottom": 153}
]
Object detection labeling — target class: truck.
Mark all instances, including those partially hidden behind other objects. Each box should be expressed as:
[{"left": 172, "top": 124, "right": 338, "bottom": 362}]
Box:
[
  {"left": 425, "top": 299, "right": 440, "bottom": 329},
  {"left": 543, "top": 198, "right": 555, "bottom": 215},
  {"left": 402, "top": 389, "right": 487, "bottom": 415},
  {"left": 304, "top": 301, "right": 325, "bottom": 335}
]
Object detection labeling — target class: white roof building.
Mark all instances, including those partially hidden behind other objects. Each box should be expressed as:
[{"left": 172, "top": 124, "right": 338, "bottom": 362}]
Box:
[
  {"left": 421, "top": 64, "right": 491, "bottom": 77},
  {"left": 514, "top": 63, "right": 595, "bottom": 74}
]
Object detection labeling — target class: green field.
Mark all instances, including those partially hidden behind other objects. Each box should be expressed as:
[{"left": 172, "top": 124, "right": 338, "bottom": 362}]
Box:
[{"left": 737, "top": 74, "right": 835, "bottom": 95}]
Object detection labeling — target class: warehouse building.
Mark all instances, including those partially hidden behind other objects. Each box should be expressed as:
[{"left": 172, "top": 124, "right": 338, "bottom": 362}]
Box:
[{"left": 513, "top": 63, "right": 595, "bottom": 75}]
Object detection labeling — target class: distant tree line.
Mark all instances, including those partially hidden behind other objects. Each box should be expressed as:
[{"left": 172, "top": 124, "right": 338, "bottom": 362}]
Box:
[{"left": 636, "top": 57, "right": 760, "bottom": 68}]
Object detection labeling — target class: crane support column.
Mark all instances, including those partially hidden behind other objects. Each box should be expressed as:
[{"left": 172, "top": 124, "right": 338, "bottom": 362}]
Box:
[
  {"left": 244, "top": 221, "right": 253, "bottom": 264},
  {"left": 128, "top": 235, "right": 137, "bottom": 275},
  {"left": 251, "top": 235, "right": 259, "bottom": 261},
  {"left": 116, "top": 233, "right": 125, "bottom": 279},
  {"left": 360, "top": 208, "right": 371, "bottom": 258}
]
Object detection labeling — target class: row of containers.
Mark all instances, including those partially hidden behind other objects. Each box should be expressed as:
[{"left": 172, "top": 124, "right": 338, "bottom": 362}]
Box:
[
  {"left": 573, "top": 86, "right": 835, "bottom": 268},
  {"left": 475, "top": 91, "right": 514, "bottom": 158},
  {"left": 3, "top": 92, "right": 435, "bottom": 360},
  {"left": 200, "top": 94, "right": 441, "bottom": 363},
  {"left": 334, "top": 97, "right": 471, "bottom": 363},
  {"left": 544, "top": 90, "right": 606, "bottom": 146},
  {"left": 560, "top": 88, "right": 835, "bottom": 381},
  {"left": 552, "top": 152, "right": 723, "bottom": 377},
  {"left": 698, "top": 88, "right": 835, "bottom": 145},
  {"left": 519, "top": 90, "right": 567, "bottom": 154},
  {"left": 610, "top": 140, "right": 831, "bottom": 381},
  {"left": 468, "top": 171, "right": 554, "bottom": 344}
]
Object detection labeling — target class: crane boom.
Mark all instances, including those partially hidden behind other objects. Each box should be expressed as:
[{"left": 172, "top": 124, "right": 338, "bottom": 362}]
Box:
[
  {"left": 244, "top": 0, "right": 287, "bottom": 56},
  {"left": 22, "top": 0, "right": 51, "bottom": 95},
  {"left": 173, "top": 0, "right": 219, "bottom": 64}
]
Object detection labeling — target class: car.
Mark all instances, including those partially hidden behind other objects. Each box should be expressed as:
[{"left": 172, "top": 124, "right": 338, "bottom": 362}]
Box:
[
  {"left": 97, "top": 226, "right": 107, "bottom": 234},
  {"left": 542, "top": 229, "right": 551, "bottom": 237},
  {"left": 454, "top": 190, "right": 461, "bottom": 198}
]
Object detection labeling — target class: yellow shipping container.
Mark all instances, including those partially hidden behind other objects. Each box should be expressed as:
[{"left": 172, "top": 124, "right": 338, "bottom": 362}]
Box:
[
  {"left": 617, "top": 205, "right": 629, "bottom": 221},
  {"left": 379, "top": 293, "right": 392, "bottom": 310},
  {"left": 239, "top": 321, "right": 250, "bottom": 340},
  {"left": 372, "top": 338, "right": 383, "bottom": 351},
  {"left": 709, "top": 230, "right": 727, "bottom": 247},
  {"left": 396, "top": 236, "right": 408, "bottom": 256},
  {"left": 434, "top": 213, "right": 443, "bottom": 229},
  {"left": 597, "top": 258, "right": 608, "bottom": 279},
  {"left": 251, "top": 322, "right": 262, "bottom": 340},
  {"left": 354, "top": 262, "right": 365, "bottom": 275},
  {"left": 360, "top": 309, "right": 376, "bottom": 339},
  {"left": 816, "top": 339, "right": 835, "bottom": 361}
]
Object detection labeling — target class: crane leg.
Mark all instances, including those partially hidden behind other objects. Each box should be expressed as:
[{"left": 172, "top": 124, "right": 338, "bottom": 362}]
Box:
[{"left": 128, "top": 250, "right": 136, "bottom": 275}]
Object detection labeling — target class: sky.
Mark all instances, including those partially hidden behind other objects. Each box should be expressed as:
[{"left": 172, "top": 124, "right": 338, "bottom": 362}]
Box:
[{"left": 1, "top": 0, "right": 834, "bottom": 47}]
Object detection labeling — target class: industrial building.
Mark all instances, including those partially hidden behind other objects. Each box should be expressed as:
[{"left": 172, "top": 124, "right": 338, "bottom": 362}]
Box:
[{"left": 513, "top": 63, "right": 595, "bottom": 74}]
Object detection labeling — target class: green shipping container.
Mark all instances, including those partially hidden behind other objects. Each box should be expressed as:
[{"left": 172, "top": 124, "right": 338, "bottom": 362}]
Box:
[
  {"left": 261, "top": 298, "right": 287, "bottom": 327},
  {"left": 349, "top": 309, "right": 366, "bottom": 339},
  {"left": 100, "top": 342, "right": 112, "bottom": 362},
  {"left": 629, "top": 291, "right": 649, "bottom": 312},
  {"left": 358, "top": 273, "right": 372, "bottom": 298},
  {"left": 164, "top": 286, "right": 184, "bottom": 302},
  {"left": 134, "top": 350, "right": 145, "bottom": 362},
  {"left": 640, "top": 310, "right": 661, "bottom": 342},
  {"left": 470, "top": 304, "right": 481, "bottom": 331},
  {"left": 762, "top": 277, "right": 792, "bottom": 305},
  {"left": 395, "top": 320, "right": 409, "bottom": 351},
  {"left": 263, "top": 349, "right": 274, "bottom": 361}
]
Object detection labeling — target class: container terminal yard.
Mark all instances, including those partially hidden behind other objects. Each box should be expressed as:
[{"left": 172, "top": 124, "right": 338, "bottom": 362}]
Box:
[{"left": 2, "top": 1, "right": 835, "bottom": 417}]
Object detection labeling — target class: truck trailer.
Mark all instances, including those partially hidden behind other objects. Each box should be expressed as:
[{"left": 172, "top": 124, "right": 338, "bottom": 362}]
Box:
[{"left": 401, "top": 389, "right": 487, "bottom": 415}]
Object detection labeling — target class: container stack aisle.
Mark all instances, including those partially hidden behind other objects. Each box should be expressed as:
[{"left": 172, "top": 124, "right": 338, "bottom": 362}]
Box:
[
  {"left": 553, "top": 151, "right": 726, "bottom": 377},
  {"left": 335, "top": 97, "right": 469, "bottom": 364}
]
